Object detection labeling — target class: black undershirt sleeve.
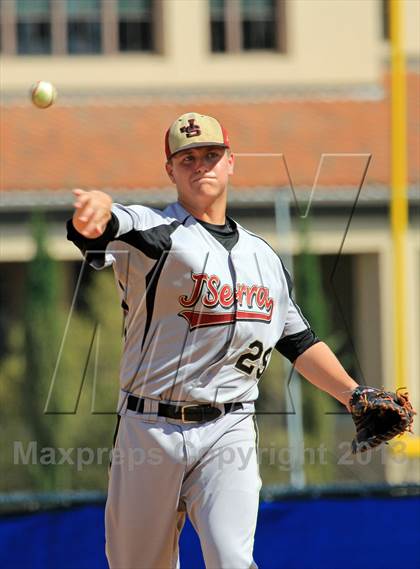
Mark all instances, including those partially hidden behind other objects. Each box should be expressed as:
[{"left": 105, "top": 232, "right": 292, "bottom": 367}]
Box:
[
  {"left": 275, "top": 328, "right": 321, "bottom": 363},
  {"left": 66, "top": 213, "right": 120, "bottom": 267}
]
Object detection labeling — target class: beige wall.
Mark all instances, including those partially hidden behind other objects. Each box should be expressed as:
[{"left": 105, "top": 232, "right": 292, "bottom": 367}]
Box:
[{"left": 2, "top": 0, "right": 406, "bottom": 94}]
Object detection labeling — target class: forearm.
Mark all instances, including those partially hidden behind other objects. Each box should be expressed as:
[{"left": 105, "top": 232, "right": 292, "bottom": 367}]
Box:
[{"left": 294, "top": 341, "right": 358, "bottom": 409}]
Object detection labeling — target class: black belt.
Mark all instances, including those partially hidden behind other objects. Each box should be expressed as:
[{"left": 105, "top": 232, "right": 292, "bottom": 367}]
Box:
[{"left": 126, "top": 395, "right": 243, "bottom": 424}]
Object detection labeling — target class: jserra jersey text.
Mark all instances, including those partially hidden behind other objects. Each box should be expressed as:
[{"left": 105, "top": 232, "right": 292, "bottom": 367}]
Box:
[
  {"left": 178, "top": 272, "right": 274, "bottom": 329},
  {"left": 67, "top": 202, "right": 318, "bottom": 404}
]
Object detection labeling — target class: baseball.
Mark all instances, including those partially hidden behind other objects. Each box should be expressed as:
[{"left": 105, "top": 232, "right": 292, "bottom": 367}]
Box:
[{"left": 30, "top": 80, "right": 57, "bottom": 109}]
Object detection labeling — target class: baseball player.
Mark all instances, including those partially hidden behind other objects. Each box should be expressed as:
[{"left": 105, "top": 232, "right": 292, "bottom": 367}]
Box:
[{"left": 67, "top": 112, "right": 359, "bottom": 569}]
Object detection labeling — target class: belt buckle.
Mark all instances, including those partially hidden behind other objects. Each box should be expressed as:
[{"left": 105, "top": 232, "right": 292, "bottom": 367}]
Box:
[{"left": 180, "top": 404, "right": 201, "bottom": 423}]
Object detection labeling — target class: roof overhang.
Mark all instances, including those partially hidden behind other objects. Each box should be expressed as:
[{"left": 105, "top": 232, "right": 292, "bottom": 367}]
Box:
[{"left": 1, "top": 185, "right": 419, "bottom": 212}]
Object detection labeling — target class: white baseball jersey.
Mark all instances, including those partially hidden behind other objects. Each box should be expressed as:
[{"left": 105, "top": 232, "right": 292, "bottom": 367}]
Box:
[{"left": 67, "top": 201, "right": 318, "bottom": 405}]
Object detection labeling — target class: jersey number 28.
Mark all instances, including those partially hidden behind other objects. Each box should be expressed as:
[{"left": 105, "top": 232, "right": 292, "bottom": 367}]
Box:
[{"left": 234, "top": 340, "right": 272, "bottom": 379}]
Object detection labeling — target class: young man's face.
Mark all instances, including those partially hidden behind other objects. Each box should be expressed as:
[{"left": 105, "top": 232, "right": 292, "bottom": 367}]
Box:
[{"left": 165, "top": 146, "right": 234, "bottom": 210}]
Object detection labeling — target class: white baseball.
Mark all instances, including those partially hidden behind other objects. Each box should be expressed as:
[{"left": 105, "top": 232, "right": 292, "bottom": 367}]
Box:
[{"left": 30, "top": 80, "right": 57, "bottom": 109}]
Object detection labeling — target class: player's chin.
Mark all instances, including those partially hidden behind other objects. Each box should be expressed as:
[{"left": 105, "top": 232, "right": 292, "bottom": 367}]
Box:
[{"left": 193, "top": 181, "right": 224, "bottom": 197}]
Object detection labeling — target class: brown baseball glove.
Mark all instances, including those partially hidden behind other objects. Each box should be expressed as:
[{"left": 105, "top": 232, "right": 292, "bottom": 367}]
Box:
[{"left": 349, "top": 386, "right": 416, "bottom": 453}]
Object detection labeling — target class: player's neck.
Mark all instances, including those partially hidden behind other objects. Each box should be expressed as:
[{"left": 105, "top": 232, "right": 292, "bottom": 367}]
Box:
[
  {"left": 178, "top": 198, "right": 227, "bottom": 225},
  {"left": 194, "top": 211, "right": 226, "bottom": 225}
]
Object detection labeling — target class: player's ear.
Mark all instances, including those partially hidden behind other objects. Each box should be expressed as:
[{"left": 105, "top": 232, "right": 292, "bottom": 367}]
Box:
[
  {"left": 165, "top": 160, "right": 176, "bottom": 183},
  {"left": 227, "top": 151, "right": 234, "bottom": 176}
]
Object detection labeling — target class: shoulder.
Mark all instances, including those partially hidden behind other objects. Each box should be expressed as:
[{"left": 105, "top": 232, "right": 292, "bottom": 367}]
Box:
[
  {"left": 113, "top": 202, "right": 188, "bottom": 231},
  {"left": 112, "top": 202, "right": 191, "bottom": 259},
  {"left": 236, "top": 222, "right": 279, "bottom": 257},
  {"left": 235, "top": 222, "right": 293, "bottom": 290}
]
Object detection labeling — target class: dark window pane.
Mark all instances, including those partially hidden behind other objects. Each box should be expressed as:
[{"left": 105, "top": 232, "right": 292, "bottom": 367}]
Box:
[
  {"left": 240, "top": 0, "right": 276, "bottom": 50},
  {"left": 17, "top": 22, "right": 51, "bottom": 54},
  {"left": 118, "top": 0, "right": 152, "bottom": 17},
  {"left": 382, "top": 0, "right": 390, "bottom": 40},
  {"left": 119, "top": 21, "right": 153, "bottom": 51},
  {"left": 242, "top": 19, "right": 275, "bottom": 50},
  {"left": 210, "top": 0, "right": 225, "bottom": 52},
  {"left": 211, "top": 21, "right": 225, "bottom": 52},
  {"left": 67, "top": 21, "right": 101, "bottom": 53}
]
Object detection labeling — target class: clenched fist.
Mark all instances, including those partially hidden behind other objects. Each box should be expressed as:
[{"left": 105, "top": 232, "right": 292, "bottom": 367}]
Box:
[{"left": 72, "top": 189, "right": 113, "bottom": 238}]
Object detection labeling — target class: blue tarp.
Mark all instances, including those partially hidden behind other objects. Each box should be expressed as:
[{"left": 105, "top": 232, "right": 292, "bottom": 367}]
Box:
[{"left": 1, "top": 497, "right": 419, "bottom": 569}]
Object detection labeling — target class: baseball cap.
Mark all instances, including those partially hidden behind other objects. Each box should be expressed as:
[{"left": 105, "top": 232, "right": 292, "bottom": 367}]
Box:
[{"left": 165, "top": 112, "right": 230, "bottom": 160}]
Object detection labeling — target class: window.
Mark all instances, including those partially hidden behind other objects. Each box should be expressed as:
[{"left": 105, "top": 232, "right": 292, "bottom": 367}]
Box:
[
  {"left": 16, "top": 0, "right": 52, "bottom": 54},
  {"left": 0, "top": 0, "right": 158, "bottom": 55},
  {"left": 381, "top": 0, "right": 390, "bottom": 40},
  {"left": 118, "top": 0, "right": 153, "bottom": 52},
  {"left": 210, "top": 0, "right": 226, "bottom": 53},
  {"left": 67, "top": 0, "right": 101, "bottom": 54},
  {"left": 209, "top": 0, "right": 286, "bottom": 53},
  {"left": 242, "top": 0, "right": 276, "bottom": 50}
]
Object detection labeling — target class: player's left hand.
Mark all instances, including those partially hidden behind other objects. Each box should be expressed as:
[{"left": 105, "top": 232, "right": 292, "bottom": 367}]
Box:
[{"left": 349, "top": 386, "right": 416, "bottom": 453}]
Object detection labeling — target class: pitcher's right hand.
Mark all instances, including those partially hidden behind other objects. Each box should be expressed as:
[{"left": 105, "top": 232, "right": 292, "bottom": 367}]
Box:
[{"left": 72, "top": 189, "right": 113, "bottom": 238}]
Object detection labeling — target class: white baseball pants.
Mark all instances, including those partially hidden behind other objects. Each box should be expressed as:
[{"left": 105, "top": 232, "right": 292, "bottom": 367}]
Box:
[{"left": 105, "top": 401, "right": 261, "bottom": 569}]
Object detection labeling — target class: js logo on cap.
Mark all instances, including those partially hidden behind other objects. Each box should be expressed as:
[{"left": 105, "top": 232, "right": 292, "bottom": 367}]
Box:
[{"left": 180, "top": 119, "right": 201, "bottom": 138}]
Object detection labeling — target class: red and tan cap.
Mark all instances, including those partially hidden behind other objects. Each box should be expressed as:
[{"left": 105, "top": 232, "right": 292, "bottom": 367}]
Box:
[{"left": 165, "top": 112, "right": 230, "bottom": 160}]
